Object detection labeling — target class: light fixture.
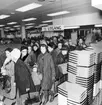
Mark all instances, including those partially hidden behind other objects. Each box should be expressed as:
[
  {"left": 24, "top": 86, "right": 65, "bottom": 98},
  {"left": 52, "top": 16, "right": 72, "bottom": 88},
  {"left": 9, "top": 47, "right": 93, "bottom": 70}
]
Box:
[
  {"left": 42, "top": 20, "right": 53, "bottom": 23},
  {"left": 7, "top": 22, "right": 17, "bottom": 25},
  {"left": 16, "top": 3, "right": 42, "bottom": 12},
  {"left": 11, "top": 12, "right": 15, "bottom": 14},
  {"left": 0, "top": 25, "right": 5, "bottom": 27},
  {"left": 0, "top": 15, "right": 10, "bottom": 19},
  {"left": 13, "top": 25, "right": 20, "bottom": 27},
  {"left": 95, "top": 24, "right": 102, "bottom": 27},
  {"left": 26, "top": 23, "right": 35, "bottom": 25},
  {"left": 22, "top": 18, "right": 36, "bottom": 22},
  {"left": 5, "top": 27, "right": 10, "bottom": 29},
  {"left": 26, "top": 26, "right": 34, "bottom": 29},
  {"left": 64, "top": 26, "right": 79, "bottom": 29},
  {"left": 47, "top": 11, "right": 70, "bottom": 16},
  {"left": 10, "top": 28, "right": 15, "bottom": 31},
  {"left": 17, "top": 27, "right": 20, "bottom": 30}
]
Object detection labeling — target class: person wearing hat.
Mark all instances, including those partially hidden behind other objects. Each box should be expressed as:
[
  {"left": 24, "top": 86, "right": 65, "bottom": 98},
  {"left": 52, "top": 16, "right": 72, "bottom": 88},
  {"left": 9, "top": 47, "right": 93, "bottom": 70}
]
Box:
[
  {"left": 68, "top": 39, "right": 76, "bottom": 51},
  {"left": 10, "top": 48, "right": 36, "bottom": 105},
  {"left": 20, "top": 46, "right": 28, "bottom": 62},
  {"left": 37, "top": 43, "right": 55, "bottom": 105},
  {"left": 56, "top": 45, "right": 69, "bottom": 83},
  {"left": 32, "top": 43, "right": 41, "bottom": 61}
]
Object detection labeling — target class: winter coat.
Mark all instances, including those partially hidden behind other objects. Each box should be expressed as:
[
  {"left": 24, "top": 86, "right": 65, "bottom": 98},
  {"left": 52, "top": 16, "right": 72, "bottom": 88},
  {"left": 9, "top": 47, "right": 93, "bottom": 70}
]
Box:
[
  {"left": 37, "top": 52, "right": 55, "bottom": 90},
  {"left": 24, "top": 51, "right": 36, "bottom": 72},
  {"left": 14, "top": 59, "right": 36, "bottom": 95},
  {"left": 0, "top": 52, "right": 6, "bottom": 72}
]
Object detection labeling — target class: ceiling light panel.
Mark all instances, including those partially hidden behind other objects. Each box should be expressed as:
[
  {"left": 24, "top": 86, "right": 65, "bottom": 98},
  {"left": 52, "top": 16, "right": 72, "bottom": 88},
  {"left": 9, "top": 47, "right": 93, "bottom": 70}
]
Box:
[
  {"left": 7, "top": 22, "right": 17, "bottom": 25},
  {"left": 22, "top": 18, "right": 36, "bottom": 22},
  {"left": 47, "top": 11, "right": 70, "bottom": 16},
  {"left": 16, "top": 3, "right": 42, "bottom": 12},
  {"left": 14, "top": 25, "right": 20, "bottom": 27},
  {"left": 0, "top": 15, "right": 10, "bottom": 19},
  {"left": 95, "top": 24, "right": 102, "bottom": 27},
  {"left": 42, "top": 20, "right": 53, "bottom": 23},
  {"left": 26, "top": 23, "right": 35, "bottom": 25},
  {"left": 0, "top": 25, "right": 5, "bottom": 27}
]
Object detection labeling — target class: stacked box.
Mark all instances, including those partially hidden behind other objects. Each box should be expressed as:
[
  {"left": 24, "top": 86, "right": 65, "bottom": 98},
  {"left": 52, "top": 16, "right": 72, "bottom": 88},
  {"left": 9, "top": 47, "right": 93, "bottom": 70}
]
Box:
[
  {"left": 58, "top": 82, "right": 87, "bottom": 105},
  {"left": 68, "top": 50, "right": 95, "bottom": 105}
]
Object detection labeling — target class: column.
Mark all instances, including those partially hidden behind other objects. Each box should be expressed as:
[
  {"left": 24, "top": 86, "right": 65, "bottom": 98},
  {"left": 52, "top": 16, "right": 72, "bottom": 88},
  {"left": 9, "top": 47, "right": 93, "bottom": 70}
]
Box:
[
  {"left": 21, "top": 23, "right": 26, "bottom": 40},
  {"left": 1, "top": 28, "right": 5, "bottom": 38}
]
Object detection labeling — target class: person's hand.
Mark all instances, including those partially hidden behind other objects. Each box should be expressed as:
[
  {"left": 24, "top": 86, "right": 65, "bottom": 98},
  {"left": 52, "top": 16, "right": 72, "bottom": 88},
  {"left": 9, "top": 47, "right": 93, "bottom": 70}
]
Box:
[
  {"left": 33, "top": 67, "right": 37, "bottom": 72},
  {"left": 1, "top": 67, "right": 6, "bottom": 75},
  {"left": 26, "top": 88, "right": 30, "bottom": 92}
]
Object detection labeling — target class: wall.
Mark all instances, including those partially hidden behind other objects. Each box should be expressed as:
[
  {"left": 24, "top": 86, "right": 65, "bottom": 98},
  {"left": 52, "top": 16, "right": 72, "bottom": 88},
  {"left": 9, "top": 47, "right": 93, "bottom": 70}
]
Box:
[{"left": 53, "top": 12, "right": 102, "bottom": 27}]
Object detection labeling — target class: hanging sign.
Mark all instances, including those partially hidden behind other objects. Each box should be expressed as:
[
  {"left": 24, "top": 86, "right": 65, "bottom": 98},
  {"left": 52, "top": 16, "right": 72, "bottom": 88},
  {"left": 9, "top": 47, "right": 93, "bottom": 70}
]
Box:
[{"left": 42, "top": 25, "right": 64, "bottom": 31}]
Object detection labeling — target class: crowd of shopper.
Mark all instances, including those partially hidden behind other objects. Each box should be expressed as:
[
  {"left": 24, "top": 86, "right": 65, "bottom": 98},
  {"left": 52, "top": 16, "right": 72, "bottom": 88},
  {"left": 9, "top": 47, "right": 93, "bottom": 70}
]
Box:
[{"left": 0, "top": 33, "right": 101, "bottom": 105}]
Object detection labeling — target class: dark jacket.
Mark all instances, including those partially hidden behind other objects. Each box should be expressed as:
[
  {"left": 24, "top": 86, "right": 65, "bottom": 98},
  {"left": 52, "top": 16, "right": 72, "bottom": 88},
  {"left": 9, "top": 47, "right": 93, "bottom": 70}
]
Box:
[
  {"left": 37, "top": 52, "right": 55, "bottom": 90},
  {"left": 0, "top": 52, "right": 6, "bottom": 72},
  {"left": 14, "top": 59, "right": 36, "bottom": 95}
]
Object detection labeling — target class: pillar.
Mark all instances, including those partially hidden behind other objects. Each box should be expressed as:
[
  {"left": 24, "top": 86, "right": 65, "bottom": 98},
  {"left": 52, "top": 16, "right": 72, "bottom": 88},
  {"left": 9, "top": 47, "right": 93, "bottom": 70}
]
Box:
[
  {"left": 1, "top": 28, "right": 5, "bottom": 38},
  {"left": 21, "top": 23, "right": 26, "bottom": 40}
]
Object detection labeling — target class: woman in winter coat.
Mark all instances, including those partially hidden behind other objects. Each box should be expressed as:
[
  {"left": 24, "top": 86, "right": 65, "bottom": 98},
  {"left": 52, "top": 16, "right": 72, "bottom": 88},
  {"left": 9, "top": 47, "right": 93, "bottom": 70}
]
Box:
[
  {"left": 20, "top": 45, "right": 36, "bottom": 73},
  {"left": 37, "top": 44, "right": 55, "bottom": 105}
]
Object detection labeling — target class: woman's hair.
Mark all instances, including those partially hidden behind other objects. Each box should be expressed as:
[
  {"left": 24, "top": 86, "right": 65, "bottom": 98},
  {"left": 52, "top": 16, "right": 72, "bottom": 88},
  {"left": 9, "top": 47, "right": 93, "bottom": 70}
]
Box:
[{"left": 5, "top": 47, "right": 13, "bottom": 52}]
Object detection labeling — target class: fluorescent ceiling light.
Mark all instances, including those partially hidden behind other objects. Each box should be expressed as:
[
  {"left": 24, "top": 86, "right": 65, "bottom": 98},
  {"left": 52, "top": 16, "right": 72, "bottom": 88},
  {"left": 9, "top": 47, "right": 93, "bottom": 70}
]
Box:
[
  {"left": 26, "top": 23, "right": 35, "bottom": 25},
  {"left": 95, "top": 24, "right": 102, "bottom": 27},
  {"left": 7, "top": 22, "right": 17, "bottom": 25},
  {"left": 22, "top": 18, "right": 36, "bottom": 22},
  {"left": 5, "top": 27, "right": 10, "bottom": 29},
  {"left": 64, "top": 26, "right": 79, "bottom": 29},
  {"left": 0, "top": 25, "right": 5, "bottom": 27},
  {"left": 42, "top": 20, "right": 53, "bottom": 23},
  {"left": 47, "top": 11, "right": 70, "bottom": 16},
  {"left": 14, "top": 25, "right": 20, "bottom": 27},
  {"left": 16, "top": 3, "right": 42, "bottom": 12},
  {"left": 10, "top": 28, "right": 15, "bottom": 31},
  {"left": 0, "top": 15, "right": 10, "bottom": 19},
  {"left": 26, "top": 26, "right": 34, "bottom": 29},
  {"left": 17, "top": 27, "right": 20, "bottom": 30}
]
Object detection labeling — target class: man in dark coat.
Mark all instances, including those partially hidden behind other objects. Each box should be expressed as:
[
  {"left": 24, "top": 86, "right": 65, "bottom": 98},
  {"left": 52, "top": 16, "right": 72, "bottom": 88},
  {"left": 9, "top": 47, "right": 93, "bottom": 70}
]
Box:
[
  {"left": 10, "top": 48, "right": 36, "bottom": 105},
  {"left": 37, "top": 44, "right": 55, "bottom": 105}
]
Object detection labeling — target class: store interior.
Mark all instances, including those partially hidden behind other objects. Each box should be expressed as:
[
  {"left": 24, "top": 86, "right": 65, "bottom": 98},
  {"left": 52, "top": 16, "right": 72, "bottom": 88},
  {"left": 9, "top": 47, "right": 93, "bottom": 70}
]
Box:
[{"left": 0, "top": 0, "right": 102, "bottom": 105}]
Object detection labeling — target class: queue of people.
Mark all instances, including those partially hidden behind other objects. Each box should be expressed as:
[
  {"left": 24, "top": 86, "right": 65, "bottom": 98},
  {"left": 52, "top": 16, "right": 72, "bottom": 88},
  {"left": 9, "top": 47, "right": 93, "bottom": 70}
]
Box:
[{"left": 0, "top": 34, "right": 100, "bottom": 105}]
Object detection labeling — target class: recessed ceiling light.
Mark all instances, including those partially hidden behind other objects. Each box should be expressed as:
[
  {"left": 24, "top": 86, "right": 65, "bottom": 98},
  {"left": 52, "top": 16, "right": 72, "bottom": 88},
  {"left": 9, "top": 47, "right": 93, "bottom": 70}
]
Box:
[
  {"left": 64, "top": 26, "right": 79, "bottom": 29},
  {"left": 11, "top": 12, "right": 15, "bottom": 14},
  {"left": 13, "top": 25, "right": 20, "bottom": 27},
  {"left": 42, "top": 20, "right": 53, "bottom": 23},
  {"left": 95, "top": 24, "right": 102, "bottom": 27},
  {"left": 7, "top": 22, "right": 17, "bottom": 25},
  {"left": 10, "top": 28, "right": 15, "bottom": 31},
  {"left": 47, "top": 11, "right": 70, "bottom": 16},
  {"left": 26, "top": 23, "right": 35, "bottom": 25},
  {"left": 22, "top": 18, "right": 36, "bottom": 22},
  {"left": 0, "top": 15, "right": 10, "bottom": 19},
  {"left": 26, "top": 26, "right": 34, "bottom": 29},
  {"left": 5, "top": 27, "right": 10, "bottom": 29},
  {"left": 16, "top": 3, "right": 42, "bottom": 12},
  {"left": 0, "top": 25, "right": 5, "bottom": 27}
]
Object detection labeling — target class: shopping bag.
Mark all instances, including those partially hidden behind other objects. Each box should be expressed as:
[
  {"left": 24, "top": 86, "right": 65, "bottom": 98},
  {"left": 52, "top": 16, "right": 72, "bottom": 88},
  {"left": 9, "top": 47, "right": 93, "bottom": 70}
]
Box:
[{"left": 31, "top": 71, "right": 42, "bottom": 85}]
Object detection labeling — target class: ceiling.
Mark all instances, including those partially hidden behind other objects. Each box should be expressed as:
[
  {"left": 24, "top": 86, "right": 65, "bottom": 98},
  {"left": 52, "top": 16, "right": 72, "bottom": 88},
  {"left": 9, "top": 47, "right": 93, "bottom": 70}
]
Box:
[{"left": 0, "top": 0, "right": 99, "bottom": 30}]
